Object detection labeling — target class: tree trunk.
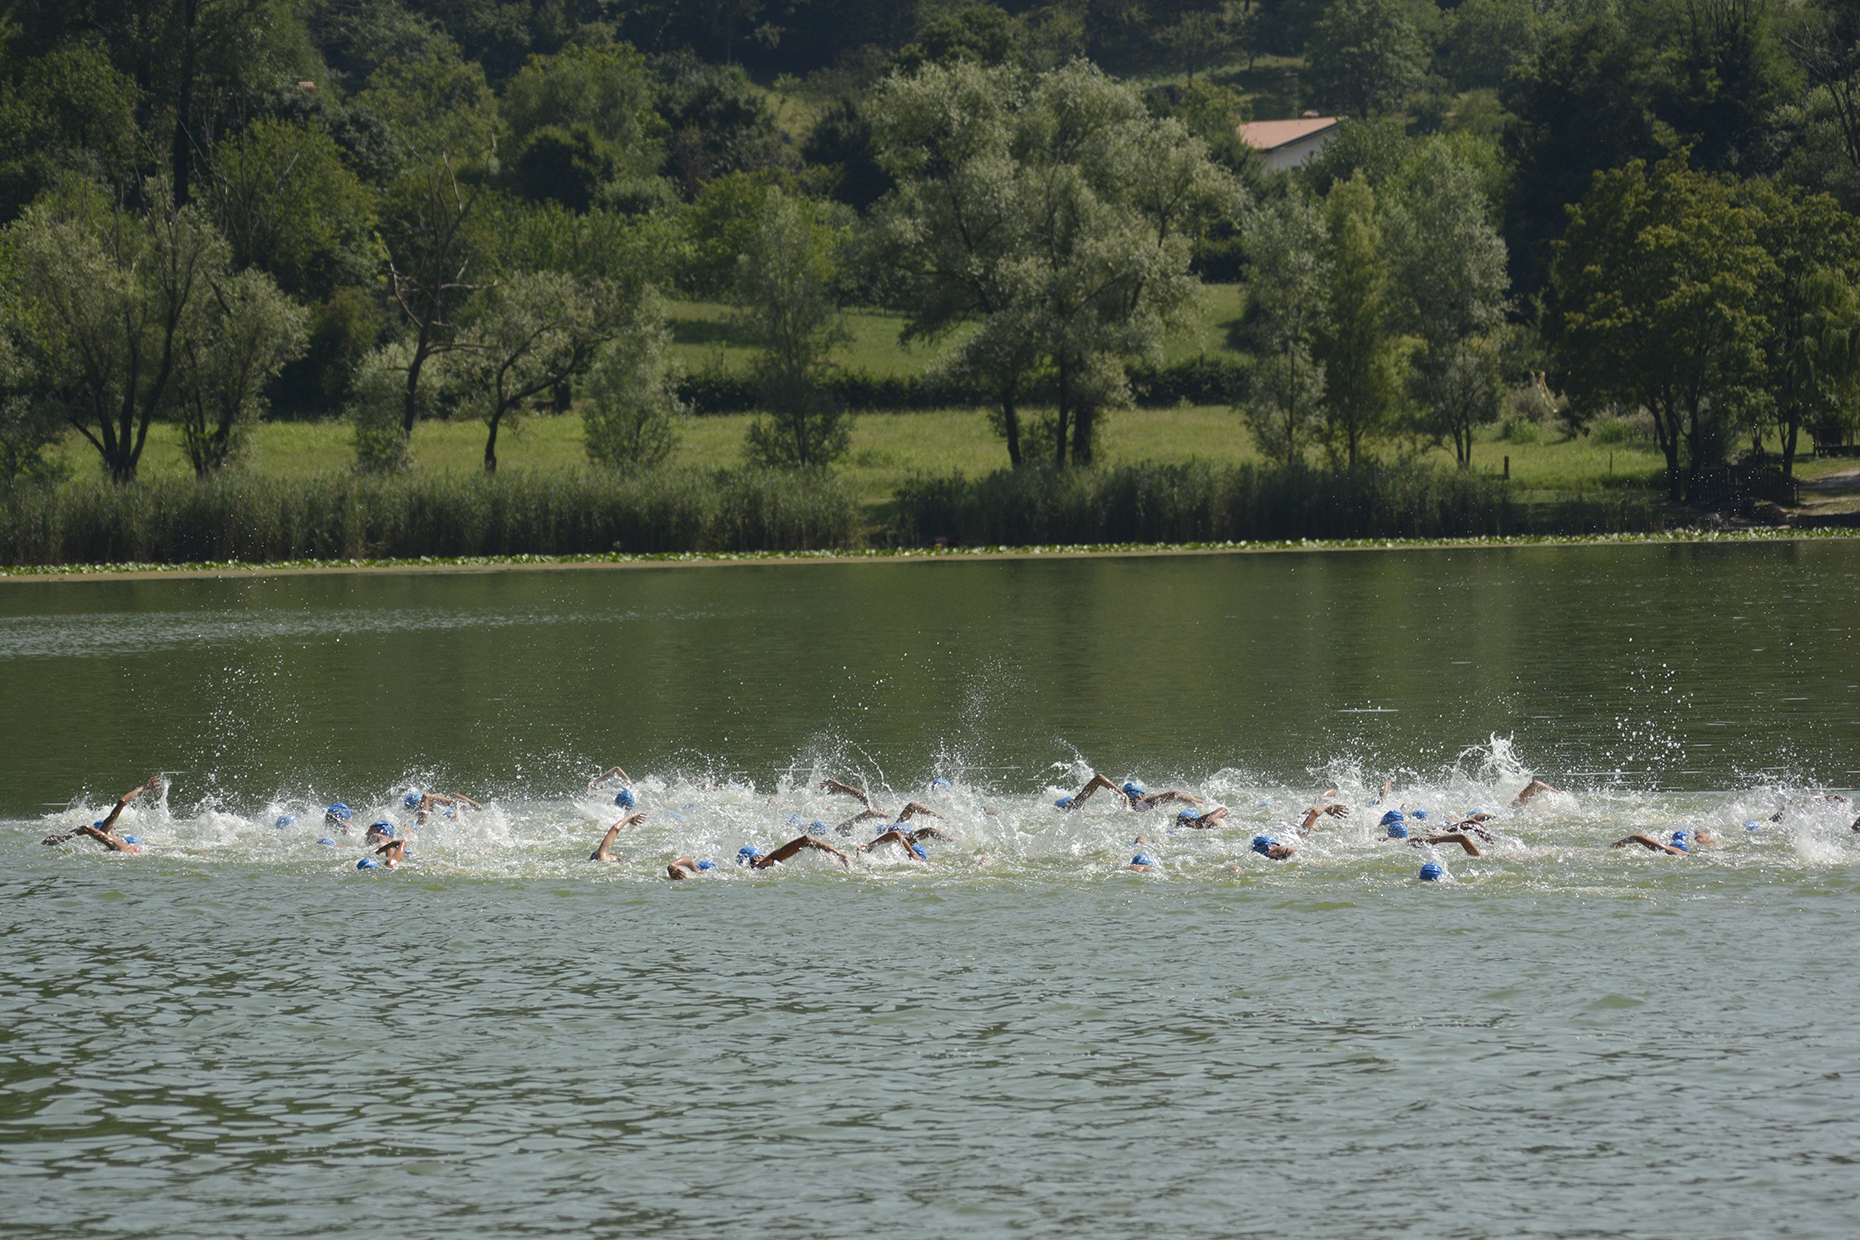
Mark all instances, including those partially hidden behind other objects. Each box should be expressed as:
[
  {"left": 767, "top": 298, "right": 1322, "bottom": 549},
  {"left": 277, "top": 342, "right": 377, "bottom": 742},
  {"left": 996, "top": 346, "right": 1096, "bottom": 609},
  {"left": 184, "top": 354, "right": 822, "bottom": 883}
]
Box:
[
  {"left": 1054, "top": 359, "right": 1071, "bottom": 467},
  {"left": 1071, "top": 401, "right": 1095, "bottom": 466},
  {"left": 172, "top": 0, "right": 199, "bottom": 208},
  {"left": 1002, "top": 384, "right": 1023, "bottom": 468},
  {"left": 1648, "top": 400, "right": 1684, "bottom": 502}
]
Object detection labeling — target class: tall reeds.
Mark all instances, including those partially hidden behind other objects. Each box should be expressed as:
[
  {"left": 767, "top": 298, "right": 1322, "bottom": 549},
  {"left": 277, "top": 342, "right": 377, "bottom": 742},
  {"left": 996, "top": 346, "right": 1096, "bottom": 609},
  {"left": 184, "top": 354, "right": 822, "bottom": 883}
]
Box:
[{"left": 0, "top": 468, "right": 862, "bottom": 565}]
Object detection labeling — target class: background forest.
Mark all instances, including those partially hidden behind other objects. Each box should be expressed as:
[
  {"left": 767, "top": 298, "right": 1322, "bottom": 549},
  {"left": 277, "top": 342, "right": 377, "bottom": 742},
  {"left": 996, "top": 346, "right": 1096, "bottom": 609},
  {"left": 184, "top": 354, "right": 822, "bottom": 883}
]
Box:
[{"left": 3, "top": 0, "right": 1859, "bottom": 559}]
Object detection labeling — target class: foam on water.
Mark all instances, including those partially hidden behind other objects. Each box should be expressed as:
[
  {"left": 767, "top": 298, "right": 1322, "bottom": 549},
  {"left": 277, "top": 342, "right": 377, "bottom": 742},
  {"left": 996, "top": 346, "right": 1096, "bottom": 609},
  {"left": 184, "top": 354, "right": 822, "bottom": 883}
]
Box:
[{"left": 17, "top": 737, "right": 1858, "bottom": 889}]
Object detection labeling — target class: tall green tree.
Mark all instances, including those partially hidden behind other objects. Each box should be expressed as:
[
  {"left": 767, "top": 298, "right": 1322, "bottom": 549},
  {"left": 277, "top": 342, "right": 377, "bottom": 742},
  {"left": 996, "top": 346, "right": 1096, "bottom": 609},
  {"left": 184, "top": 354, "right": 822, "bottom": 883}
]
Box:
[
  {"left": 1313, "top": 174, "right": 1397, "bottom": 467},
  {"left": 1241, "top": 188, "right": 1329, "bottom": 465},
  {"left": 736, "top": 189, "right": 853, "bottom": 468},
  {"left": 1551, "top": 155, "right": 1773, "bottom": 502},
  {"left": 1305, "top": 0, "right": 1427, "bottom": 119},
  {"left": 1384, "top": 143, "right": 1509, "bottom": 466},
  {"left": 173, "top": 269, "right": 306, "bottom": 475}
]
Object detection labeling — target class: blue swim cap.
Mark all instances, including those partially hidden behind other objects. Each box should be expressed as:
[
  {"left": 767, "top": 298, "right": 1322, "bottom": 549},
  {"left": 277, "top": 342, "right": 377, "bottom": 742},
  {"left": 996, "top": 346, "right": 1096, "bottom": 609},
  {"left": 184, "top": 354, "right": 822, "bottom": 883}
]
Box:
[
  {"left": 403, "top": 792, "right": 423, "bottom": 809},
  {"left": 912, "top": 844, "right": 928, "bottom": 860},
  {"left": 92, "top": 820, "right": 105, "bottom": 829},
  {"left": 695, "top": 859, "right": 716, "bottom": 871},
  {"left": 1380, "top": 810, "right": 1405, "bottom": 827},
  {"left": 876, "top": 823, "right": 893, "bottom": 836},
  {"left": 1178, "top": 808, "right": 1199, "bottom": 819},
  {"left": 808, "top": 820, "right": 827, "bottom": 835},
  {"left": 369, "top": 820, "right": 394, "bottom": 837},
  {"left": 317, "top": 837, "right": 336, "bottom": 846},
  {"left": 1386, "top": 823, "right": 1409, "bottom": 839},
  {"left": 275, "top": 814, "right": 294, "bottom": 828},
  {"left": 326, "top": 803, "right": 351, "bottom": 819},
  {"left": 931, "top": 777, "right": 952, "bottom": 789},
  {"left": 1671, "top": 831, "right": 1690, "bottom": 852},
  {"left": 120, "top": 835, "right": 140, "bottom": 845},
  {"left": 1411, "top": 809, "right": 1428, "bottom": 820},
  {"left": 357, "top": 857, "right": 382, "bottom": 870},
  {"left": 735, "top": 846, "right": 762, "bottom": 865},
  {"left": 1123, "top": 782, "right": 1145, "bottom": 798},
  {"left": 1055, "top": 797, "right": 1072, "bottom": 809},
  {"left": 1251, "top": 835, "right": 1276, "bottom": 856},
  {"left": 614, "top": 789, "right": 636, "bottom": 808},
  {"left": 1419, "top": 862, "right": 1444, "bottom": 881},
  {"left": 1131, "top": 853, "right": 1154, "bottom": 866},
  {"left": 1745, "top": 820, "right": 1763, "bottom": 831}
]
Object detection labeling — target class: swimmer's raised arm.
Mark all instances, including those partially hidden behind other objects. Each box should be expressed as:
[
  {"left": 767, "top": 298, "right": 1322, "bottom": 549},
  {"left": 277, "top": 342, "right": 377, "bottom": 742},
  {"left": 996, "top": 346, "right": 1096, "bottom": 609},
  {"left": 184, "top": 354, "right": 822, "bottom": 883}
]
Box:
[
  {"left": 859, "top": 829, "right": 919, "bottom": 856},
  {"left": 588, "top": 766, "right": 629, "bottom": 790},
  {"left": 907, "top": 825, "right": 953, "bottom": 843},
  {"left": 100, "top": 776, "right": 162, "bottom": 833},
  {"left": 1378, "top": 779, "right": 1393, "bottom": 801},
  {"left": 1062, "top": 773, "right": 1127, "bottom": 811},
  {"left": 422, "top": 792, "right": 482, "bottom": 810},
  {"left": 896, "top": 800, "right": 942, "bottom": 820},
  {"left": 755, "top": 834, "right": 851, "bottom": 869},
  {"left": 1298, "top": 803, "right": 1347, "bottom": 833},
  {"left": 1140, "top": 791, "right": 1204, "bottom": 807},
  {"left": 1611, "top": 834, "right": 1687, "bottom": 856},
  {"left": 1513, "top": 779, "right": 1557, "bottom": 807},
  {"left": 834, "top": 808, "right": 886, "bottom": 835},
  {"left": 820, "top": 779, "right": 870, "bottom": 806},
  {"left": 1175, "top": 806, "right": 1228, "bottom": 829},
  {"left": 1414, "top": 833, "right": 1483, "bottom": 857},
  {"left": 588, "top": 816, "right": 643, "bottom": 862}
]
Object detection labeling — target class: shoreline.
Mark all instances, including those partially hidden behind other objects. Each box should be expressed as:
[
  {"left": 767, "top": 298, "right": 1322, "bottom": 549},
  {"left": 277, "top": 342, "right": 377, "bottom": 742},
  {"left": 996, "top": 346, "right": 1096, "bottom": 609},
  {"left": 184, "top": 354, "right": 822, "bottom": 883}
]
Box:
[{"left": 2, "top": 525, "right": 1856, "bottom": 583}]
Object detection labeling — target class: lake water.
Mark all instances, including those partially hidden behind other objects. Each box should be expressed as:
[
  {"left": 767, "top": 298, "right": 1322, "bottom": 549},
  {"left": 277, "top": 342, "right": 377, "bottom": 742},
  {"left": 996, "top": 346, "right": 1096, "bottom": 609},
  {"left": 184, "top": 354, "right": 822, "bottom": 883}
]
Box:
[{"left": 4, "top": 543, "right": 1859, "bottom": 1238}]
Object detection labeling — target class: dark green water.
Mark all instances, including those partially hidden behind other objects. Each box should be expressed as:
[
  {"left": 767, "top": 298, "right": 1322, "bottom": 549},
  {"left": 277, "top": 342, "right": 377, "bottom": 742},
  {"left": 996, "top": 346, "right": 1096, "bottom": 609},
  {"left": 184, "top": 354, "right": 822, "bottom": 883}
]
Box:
[{"left": 5, "top": 543, "right": 1859, "bottom": 1238}]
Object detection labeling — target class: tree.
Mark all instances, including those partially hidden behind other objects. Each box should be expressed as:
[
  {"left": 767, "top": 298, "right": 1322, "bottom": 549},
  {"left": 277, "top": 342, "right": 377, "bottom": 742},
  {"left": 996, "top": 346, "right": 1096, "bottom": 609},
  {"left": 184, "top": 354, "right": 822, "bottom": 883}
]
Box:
[
  {"left": 1241, "top": 189, "right": 1329, "bottom": 464},
  {"left": 736, "top": 189, "right": 853, "bottom": 467},
  {"left": 1156, "top": 6, "right": 1247, "bottom": 81},
  {"left": 173, "top": 269, "right": 307, "bottom": 475},
  {"left": 377, "top": 156, "right": 489, "bottom": 445},
  {"left": 1305, "top": 0, "right": 1427, "bottom": 119},
  {"left": 454, "top": 271, "right": 621, "bottom": 472},
  {"left": 1743, "top": 178, "right": 1860, "bottom": 477},
  {"left": 0, "top": 332, "right": 64, "bottom": 486},
  {"left": 1786, "top": 0, "right": 1860, "bottom": 175},
  {"left": 0, "top": 40, "right": 141, "bottom": 221},
  {"left": 353, "top": 43, "right": 502, "bottom": 171},
  {"left": 872, "top": 59, "right": 1238, "bottom": 467},
  {"left": 7, "top": 181, "right": 225, "bottom": 483},
  {"left": 583, "top": 298, "right": 686, "bottom": 471},
  {"left": 502, "top": 42, "right": 663, "bottom": 212},
  {"left": 1384, "top": 143, "right": 1510, "bottom": 466},
  {"left": 1313, "top": 174, "right": 1398, "bottom": 467},
  {"left": 1551, "top": 155, "right": 1773, "bottom": 502}
]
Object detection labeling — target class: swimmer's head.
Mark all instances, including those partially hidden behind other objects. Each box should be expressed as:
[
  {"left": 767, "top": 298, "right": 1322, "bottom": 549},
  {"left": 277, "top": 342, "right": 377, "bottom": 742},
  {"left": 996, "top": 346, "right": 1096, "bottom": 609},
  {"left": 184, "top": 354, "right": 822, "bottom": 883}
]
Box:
[
  {"left": 316, "top": 838, "right": 336, "bottom": 846},
  {"left": 735, "top": 846, "right": 763, "bottom": 865},
  {"left": 1055, "top": 797, "right": 1072, "bottom": 810},
  {"left": 911, "top": 844, "right": 928, "bottom": 860},
  {"left": 695, "top": 859, "right": 716, "bottom": 871},
  {"left": 1671, "top": 830, "right": 1690, "bottom": 852},
  {"left": 1251, "top": 835, "right": 1277, "bottom": 856},
  {"left": 1411, "top": 809, "right": 1428, "bottom": 821},
  {"left": 808, "top": 821, "right": 827, "bottom": 835},
  {"left": 357, "top": 857, "right": 382, "bottom": 870},
  {"left": 1379, "top": 810, "right": 1405, "bottom": 827},
  {"left": 1745, "top": 820, "right": 1763, "bottom": 831},
  {"left": 403, "top": 791, "right": 423, "bottom": 809},
  {"left": 120, "top": 835, "right": 140, "bottom": 845},
  {"left": 274, "top": 814, "right": 294, "bottom": 828},
  {"left": 326, "top": 803, "right": 351, "bottom": 820},
  {"left": 1122, "top": 781, "right": 1145, "bottom": 799},
  {"left": 1131, "top": 853, "right": 1155, "bottom": 867},
  {"left": 1386, "top": 823, "right": 1409, "bottom": 839},
  {"left": 92, "top": 819, "right": 105, "bottom": 830},
  {"left": 614, "top": 789, "right": 637, "bottom": 809},
  {"left": 1419, "top": 862, "right": 1444, "bottom": 882},
  {"left": 931, "top": 777, "right": 952, "bottom": 790},
  {"left": 368, "top": 820, "right": 395, "bottom": 838},
  {"left": 1178, "top": 808, "right": 1198, "bottom": 820}
]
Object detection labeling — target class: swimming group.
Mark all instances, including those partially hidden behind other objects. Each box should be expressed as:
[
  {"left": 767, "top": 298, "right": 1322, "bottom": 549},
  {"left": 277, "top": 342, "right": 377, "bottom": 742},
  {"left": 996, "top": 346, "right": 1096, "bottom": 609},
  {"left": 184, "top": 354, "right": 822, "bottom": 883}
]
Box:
[{"left": 38, "top": 767, "right": 1860, "bottom": 881}]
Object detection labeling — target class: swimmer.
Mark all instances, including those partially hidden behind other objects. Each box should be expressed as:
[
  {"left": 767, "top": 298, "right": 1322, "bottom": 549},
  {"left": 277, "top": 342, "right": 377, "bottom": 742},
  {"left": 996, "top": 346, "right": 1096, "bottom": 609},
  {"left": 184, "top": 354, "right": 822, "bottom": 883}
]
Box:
[
  {"left": 729, "top": 834, "right": 853, "bottom": 873},
  {"left": 832, "top": 800, "right": 942, "bottom": 835},
  {"left": 1129, "top": 853, "right": 1157, "bottom": 871},
  {"left": 1512, "top": 779, "right": 1558, "bottom": 807},
  {"left": 1297, "top": 801, "right": 1351, "bottom": 834},
  {"left": 590, "top": 812, "right": 647, "bottom": 861},
  {"left": 1769, "top": 793, "right": 1849, "bottom": 822},
  {"left": 1118, "top": 781, "right": 1206, "bottom": 813},
  {"left": 42, "top": 776, "right": 161, "bottom": 854},
  {"left": 324, "top": 802, "right": 354, "bottom": 833},
  {"left": 1413, "top": 832, "right": 1483, "bottom": 857},
  {"left": 1173, "top": 806, "right": 1229, "bottom": 829},
  {"left": 860, "top": 829, "right": 929, "bottom": 861},
  {"left": 588, "top": 766, "right": 629, "bottom": 790},
  {"left": 408, "top": 791, "right": 481, "bottom": 812},
  {"left": 1250, "top": 834, "right": 1296, "bottom": 861},
  {"left": 358, "top": 839, "right": 410, "bottom": 869},
  {"left": 666, "top": 856, "right": 719, "bottom": 879},
  {"left": 820, "top": 778, "right": 873, "bottom": 806},
  {"left": 1612, "top": 830, "right": 1693, "bottom": 856},
  {"left": 1055, "top": 773, "right": 1130, "bottom": 811},
  {"left": 365, "top": 819, "right": 397, "bottom": 845}
]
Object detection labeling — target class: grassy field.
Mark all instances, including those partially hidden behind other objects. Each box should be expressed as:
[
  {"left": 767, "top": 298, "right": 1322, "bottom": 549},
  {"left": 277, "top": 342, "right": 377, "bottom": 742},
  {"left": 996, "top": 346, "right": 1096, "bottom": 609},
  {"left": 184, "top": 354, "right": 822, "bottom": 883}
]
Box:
[
  {"left": 665, "top": 285, "right": 1247, "bottom": 378},
  {"left": 47, "top": 405, "right": 1769, "bottom": 514}
]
